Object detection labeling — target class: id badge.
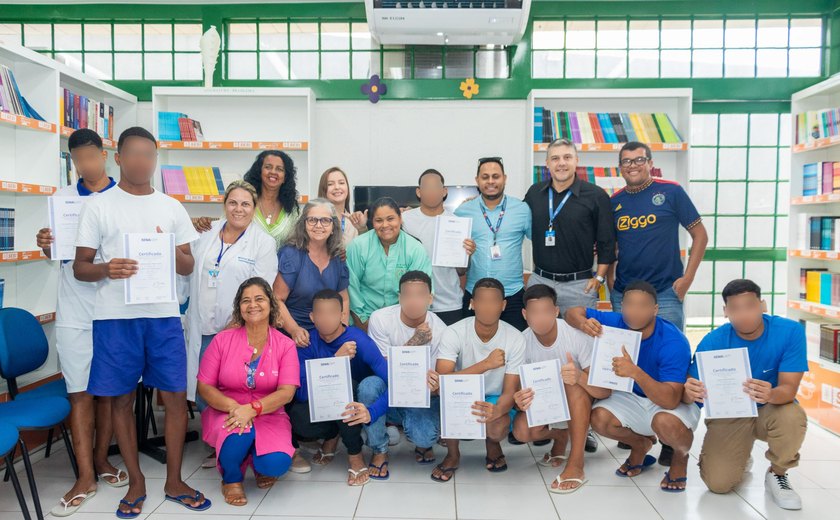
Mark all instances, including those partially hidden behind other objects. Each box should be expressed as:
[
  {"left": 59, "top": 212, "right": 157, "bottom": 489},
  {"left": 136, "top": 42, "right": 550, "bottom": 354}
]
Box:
[
  {"left": 545, "top": 229, "right": 556, "bottom": 247},
  {"left": 490, "top": 244, "right": 502, "bottom": 260},
  {"left": 208, "top": 269, "right": 219, "bottom": 288}
]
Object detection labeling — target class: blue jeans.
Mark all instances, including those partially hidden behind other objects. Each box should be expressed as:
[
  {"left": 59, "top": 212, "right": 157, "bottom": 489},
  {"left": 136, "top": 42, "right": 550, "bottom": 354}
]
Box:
[
  {"left": 195, "top": 334, "right": 216, "bottom": 412},
  {"left": 217, "top": 427, "right": 292, "bottom": 483},
  {"left": 357, "top": 375, "right": 440, "bottom": 453},
  {"left": 610, "top": 286, "right": 685, "bottom": 331}
]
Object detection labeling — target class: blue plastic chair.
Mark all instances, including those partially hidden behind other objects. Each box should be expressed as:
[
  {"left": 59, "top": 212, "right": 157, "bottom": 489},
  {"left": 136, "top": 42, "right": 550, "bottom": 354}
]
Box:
[
  {"left": 0, "top": 422, "right": 32, "bottom": 520},
  {"left": 0, "top": 308, "right": 77, "bottom": 520},
  {"left": 15, "top": 378, "right": 70, "bottom": 460}
]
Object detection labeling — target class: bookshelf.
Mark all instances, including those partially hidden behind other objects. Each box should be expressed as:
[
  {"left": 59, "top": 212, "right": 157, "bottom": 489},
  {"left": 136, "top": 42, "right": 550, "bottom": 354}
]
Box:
[
  {"left": 151, "top": 87, "right": 314, "bottom": 219},
  {"left": 0, "top": 42, "right": 136, "bottom": 393},
  {"left": 788, "top": 75, "right": 840, "bottom": 436}
]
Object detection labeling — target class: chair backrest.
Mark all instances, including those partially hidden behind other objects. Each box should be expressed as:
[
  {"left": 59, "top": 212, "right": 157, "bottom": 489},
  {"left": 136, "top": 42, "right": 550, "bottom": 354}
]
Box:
[{"left": 0, "top": 308, "right": 49, "bottom": 387}]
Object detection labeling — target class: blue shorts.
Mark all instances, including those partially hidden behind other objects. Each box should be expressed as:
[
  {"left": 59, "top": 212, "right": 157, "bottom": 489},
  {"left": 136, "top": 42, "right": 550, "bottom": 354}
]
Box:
[
  {"left": 485, "top": 394, "right": 516, "bottom": 431},
  {"left": 88, "top": 317, "right": 187, "bottom": 396}
]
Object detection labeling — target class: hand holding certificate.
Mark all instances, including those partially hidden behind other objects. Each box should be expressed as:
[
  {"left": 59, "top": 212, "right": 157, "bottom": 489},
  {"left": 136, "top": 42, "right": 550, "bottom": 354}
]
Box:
[
  {"left": 388, "top": 346, "right": 431, "bottom": 408},
  {"left": 587, "top": 326, "right": 642, "bottom": 393},
  {"left": 47, "top": 196, "right": 85, "bottom": 260},
  {"left": 431, "top": 215, "right": 472, "bottom": 268},
  {"left": 123, "top": 232, "right": 177, "bottom": 304},
  {"left": 440, "top": 374, "right": 485, "bottom": 439},
  {"left": 696, "top": 348, "right": 758, "bottom": 419},
  {"left": 519, "top": 360, "right": 571, "bottom": 427},
  {"left": 306, "top": 356, "right": 354, "bottom": 422}
]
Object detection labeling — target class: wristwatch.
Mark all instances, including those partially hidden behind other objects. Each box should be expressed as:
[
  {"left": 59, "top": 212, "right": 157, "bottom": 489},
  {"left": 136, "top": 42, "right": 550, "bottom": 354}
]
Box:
[{"left": 594, "top": 275, "right": 605, "bottom": 285}]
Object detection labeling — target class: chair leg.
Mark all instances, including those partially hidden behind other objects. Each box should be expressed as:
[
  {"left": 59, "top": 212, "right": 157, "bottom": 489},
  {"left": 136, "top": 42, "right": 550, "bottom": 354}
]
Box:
[
  {"left": 146, "top": 388, "right": 158, "bottom": 436},
  {"left": 59, "top": 424, "right": 79, "bottom": 480},
  {"left": 44, "top": 428, "right": 54, "bottom": 458},
  {"left": 3, "top": 460, "right": 10, "bottom": 482},
  {"left": 5, "top": 453, "right": 32, "bottom": 520},
  {"left": 18, "top": 439, "right": 44, "bottom": 520}
]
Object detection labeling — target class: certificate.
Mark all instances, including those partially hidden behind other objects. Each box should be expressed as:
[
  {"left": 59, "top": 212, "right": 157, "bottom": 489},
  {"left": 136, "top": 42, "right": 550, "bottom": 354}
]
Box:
[
  {"left": 388, "top": 346, "right": 431, "bottom": 408},
  {"left": 305, "top": 356, "right": 354, "bottom": 422},
  {"left": 47, "top": 196, "right": 85, "bottom": 261},
  {"left": 123, "top": 233, "right": 177, "bottom": 305},
  {"left": 431, "top": 215, "right": 472, "bottom": 268},
  {"left": 696, "top": 347, "right": 758, "bottom": 419},
  {"left": 587, "top": 326, "right": 642, "bottom": 393},
  {"left": 440, "top": 374, "right": 485, "bottom": 439},
  {"left": 519, "top": 359, "right": 571, "bottom": 427}
]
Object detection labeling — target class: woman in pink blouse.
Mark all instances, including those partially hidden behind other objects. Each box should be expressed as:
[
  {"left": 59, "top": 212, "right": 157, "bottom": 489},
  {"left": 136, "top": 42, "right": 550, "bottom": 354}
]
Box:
[{"left": 197, "top": 277, "right": 300, "bottom": 506}]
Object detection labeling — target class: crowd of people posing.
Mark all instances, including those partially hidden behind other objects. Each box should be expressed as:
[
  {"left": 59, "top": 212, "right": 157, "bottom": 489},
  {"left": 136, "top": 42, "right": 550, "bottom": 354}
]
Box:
[{"left": 38, "top": 127, "right": 808, "bottom": 518}]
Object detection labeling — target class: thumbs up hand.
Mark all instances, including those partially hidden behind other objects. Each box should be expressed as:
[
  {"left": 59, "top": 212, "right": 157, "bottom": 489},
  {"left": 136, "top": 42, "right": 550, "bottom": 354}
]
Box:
[
  {"left": 611, "top": 345, "right": 638, "bottom": 379},
  {"left": 560, "top": 352, "right": 581, "bottom": 386}
]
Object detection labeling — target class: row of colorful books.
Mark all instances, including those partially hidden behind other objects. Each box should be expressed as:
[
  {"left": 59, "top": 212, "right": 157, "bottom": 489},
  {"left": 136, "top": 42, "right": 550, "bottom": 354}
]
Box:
[
  {"left": 802, "top": 319, "right": 840, "bottom": 364},
  {"left": 795, "top": 109, "right": 840, "bottom": 145},
  {"left": 0, "top": 208, "right": 15, "bottom": 252},
  {"left": 532, "top": 165, "right": 662, "bottom": 186},
  {"left": 0, "top": 65, "right": 44, "bottom": 121},
  {"left": 802, "top": 162, "right": 840, "bottom": 196},
  {"left": 802, "top": 268, "right": 840, "bottom": 308},
  {"left": 161, "top": 165, "right": 225, "bottom": 196},
  {"left": 533, "top": 109, "right": 683, "bottom": 145},
  {"left": 805, "top": 216, "right": 840, "bottom": 251},
  {"left": 61, "top": 88, "right": 115, "bottom": 139},
  {"left": 158, "top": 112, "right": 205, "bottom": 141}
]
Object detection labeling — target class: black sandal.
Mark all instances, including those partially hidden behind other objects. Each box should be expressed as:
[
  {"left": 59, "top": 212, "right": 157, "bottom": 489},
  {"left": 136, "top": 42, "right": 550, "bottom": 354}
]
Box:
[
  {"left": 430, "top": 463, "right": 458, "bottom": 483},
  {"left": 485, "top": 455, "right": 508, "bottom": 473},
  {"left": 414, "top": 447, "right": 436, "bottom": 465}
]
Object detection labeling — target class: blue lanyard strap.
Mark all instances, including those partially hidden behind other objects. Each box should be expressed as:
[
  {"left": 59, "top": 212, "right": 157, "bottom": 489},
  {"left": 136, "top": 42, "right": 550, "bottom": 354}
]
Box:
[
  {"left": 548, "top": 189, "right": 572, "bottom": 230},
  {"left": 216, "top": 223, "right": 247, "bottom": 267},
  {"left": 480, "top": 196, "right": 507, "bottom": 244},
  {"left": 341, "top": 215, "right": 346, "bottom": 232}
]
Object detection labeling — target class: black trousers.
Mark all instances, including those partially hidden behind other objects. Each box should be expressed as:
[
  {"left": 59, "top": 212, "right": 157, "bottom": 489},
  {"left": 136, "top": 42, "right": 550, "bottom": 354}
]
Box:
[
  {"left": 462, "top": 288, "right": 527, "bottom": 331},
  {"left": 435, "top": 308, "right": 465, "bottom": 326},
  {"left": 287, "top": 400, "right": 364, "bottom": 455}
]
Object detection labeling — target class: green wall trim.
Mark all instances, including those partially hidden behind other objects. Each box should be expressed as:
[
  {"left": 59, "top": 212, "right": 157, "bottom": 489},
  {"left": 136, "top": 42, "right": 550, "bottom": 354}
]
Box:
[{"left": 699, "top": 248, "right": 788, "bottom": 261}]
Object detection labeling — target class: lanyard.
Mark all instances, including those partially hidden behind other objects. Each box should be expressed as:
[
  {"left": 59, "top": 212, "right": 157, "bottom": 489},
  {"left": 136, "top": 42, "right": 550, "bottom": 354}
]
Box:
[
  {"left": 341, "top": 215, "right": 346, "bottom": 232},
  {"left": 215, "top": 223, "right": 247, "bottom": 270},
  {"left": 480, "top": 196, "right": 507, "bottom": 245},
  {"left": 548, "top": 189, "right": 572, "bottom": 231}
]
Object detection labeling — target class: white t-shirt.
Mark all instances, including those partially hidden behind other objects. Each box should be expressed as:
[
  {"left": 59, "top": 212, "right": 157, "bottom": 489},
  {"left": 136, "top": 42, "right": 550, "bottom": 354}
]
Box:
[
  {"left": 367, "top": 304, "right": 448, "bottom": 359},
  {"left": 54, "top": 184, "right": 106, "bottom": 329},
  {"left": 75, "top": 186, "right": 199, "bottom": 320},
  {"left": 401, "top": 208, "right": 464, "bottom": 312},
  {"left": 436, "top": 316, "right": 526, "bottom": 396},
  {"left": 523, "top": 319, "right": 594, "bottom": 370}
]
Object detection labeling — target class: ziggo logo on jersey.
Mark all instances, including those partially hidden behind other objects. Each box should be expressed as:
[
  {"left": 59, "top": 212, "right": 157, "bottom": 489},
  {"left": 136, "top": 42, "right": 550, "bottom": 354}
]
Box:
[{"left": 617, "top": 214, "right": 657, "bottom": 231}]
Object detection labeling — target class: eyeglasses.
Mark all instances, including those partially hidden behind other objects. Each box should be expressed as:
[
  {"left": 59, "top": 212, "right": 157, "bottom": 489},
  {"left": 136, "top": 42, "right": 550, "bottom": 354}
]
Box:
[
  {"left": 619, "top": 156, "right": 650, "bottom": 167},
  {"left": 305, "top": 216, "right": 334, "bottom": 227},
  {"left": 245, "top": 362, "right": 257, "bottom": 389},
  {"left": 478, "top": 156, "right": 504, "bottom": 167}
]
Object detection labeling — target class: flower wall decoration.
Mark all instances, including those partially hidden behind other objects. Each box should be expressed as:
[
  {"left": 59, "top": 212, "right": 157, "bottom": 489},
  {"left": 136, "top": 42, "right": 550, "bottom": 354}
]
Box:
[
  {"left": 460, "top": 78, "right": 479, "bottom": 99},
  {"left": 362, "top": 75, "right": 387, "bottom": 103}
]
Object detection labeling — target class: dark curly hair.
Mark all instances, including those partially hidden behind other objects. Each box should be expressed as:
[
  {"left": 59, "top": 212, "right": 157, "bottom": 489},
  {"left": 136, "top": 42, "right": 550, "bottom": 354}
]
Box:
[
  {"left": 243, "top": 150, "right": 299, "bottom": 216},
  {"left": 229, "top": 277, "right": 282, "bottom": 329}
]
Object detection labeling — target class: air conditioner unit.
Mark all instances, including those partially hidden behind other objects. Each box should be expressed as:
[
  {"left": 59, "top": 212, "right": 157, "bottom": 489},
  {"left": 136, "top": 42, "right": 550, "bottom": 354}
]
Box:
[{"left": 365, "top": 0, "right": 531, "bottom": 46}]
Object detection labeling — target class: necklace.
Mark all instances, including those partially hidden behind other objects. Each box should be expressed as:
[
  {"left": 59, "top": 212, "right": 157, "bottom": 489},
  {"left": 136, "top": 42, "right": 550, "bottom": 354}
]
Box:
[{"left": 259, "top": 200, "right": 278, "bottom": 225}]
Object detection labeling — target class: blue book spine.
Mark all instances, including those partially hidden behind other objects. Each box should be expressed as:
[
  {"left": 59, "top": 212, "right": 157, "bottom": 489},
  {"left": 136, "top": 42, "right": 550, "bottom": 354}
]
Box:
[
  {"left": 619, "top": 113, "right": 638, "bottom": 142},
  {"left": 803, "top": 163, "right": 819, "bottom": 196},
  {"left": 598, "top": 113, "right": 617, "bottom": 143},
  {"left": 534, "top": 107, "right": 543, "bottom": 143},
  {"left": 821, "top": 272, "right": 833, "bottom": 305}
]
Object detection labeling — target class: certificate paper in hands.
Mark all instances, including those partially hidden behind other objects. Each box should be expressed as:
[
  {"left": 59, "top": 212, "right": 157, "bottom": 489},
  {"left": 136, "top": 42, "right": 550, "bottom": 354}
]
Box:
[
  {"left": 587, "top": 326, "right": 642, "bottom": 393},
  {"left": 696, "top": 348, "right": 758, "bottom": 419},
  {"left": 431, "top": 215, "right": 472, "bottom": 268},
  {"left": 47, "top": 196, "right": 85, "bottom": 260},
  {"left": 306, "top": 356, "right": 354, "bottom": 422},
  {"left": 519, "top": 360, "right": 571, "bottom": 427},
  {"left": 440, "top": 374, "right": 485, "bottom": 439},
  {"left": 388, "top": 346, "right": 431, "bottom": 408},
  {"left": 123, "top": 233, "right": 177, "bottom": 305}
]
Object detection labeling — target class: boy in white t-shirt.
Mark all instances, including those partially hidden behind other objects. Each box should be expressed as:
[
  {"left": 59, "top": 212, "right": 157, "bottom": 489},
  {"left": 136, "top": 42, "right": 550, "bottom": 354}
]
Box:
[
  {"left": 74, "top": 127, "right": 208, "bottom": 517},
  {"left": 364, "top": 271, "right": 448, "bottom": 477},
  {"left": 36, "top": 129, "right": 124, "bottom": 517},
  {"left": 431, "top": 277, "right": 526, "bottom": 482},
  {"left": 513, "top": 284, "right": 610, "bottom": 494}
]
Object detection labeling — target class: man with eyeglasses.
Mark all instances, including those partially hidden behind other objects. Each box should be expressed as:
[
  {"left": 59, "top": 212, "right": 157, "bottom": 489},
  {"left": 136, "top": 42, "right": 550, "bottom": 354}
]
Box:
[
  {"left": 455, "top": 156, "right": 532, "bottom": 331},
  {"left": 524, "top": 138, "right": 616, "bottom": 316}
]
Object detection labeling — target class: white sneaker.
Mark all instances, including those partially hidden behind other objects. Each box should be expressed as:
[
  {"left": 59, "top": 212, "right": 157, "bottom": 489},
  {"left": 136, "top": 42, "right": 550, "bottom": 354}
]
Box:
[
  {"left": 387, "top": 425, "right": 401, "bottom": 446},
  {"left": 764, "top": 470, "right": 802, "bottom": 510}
]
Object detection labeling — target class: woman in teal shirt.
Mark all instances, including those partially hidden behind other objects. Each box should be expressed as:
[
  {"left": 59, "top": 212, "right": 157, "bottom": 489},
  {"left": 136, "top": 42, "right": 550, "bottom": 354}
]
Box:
[{"left": 346, "top": 197, "right": 432, "bottom": 331}]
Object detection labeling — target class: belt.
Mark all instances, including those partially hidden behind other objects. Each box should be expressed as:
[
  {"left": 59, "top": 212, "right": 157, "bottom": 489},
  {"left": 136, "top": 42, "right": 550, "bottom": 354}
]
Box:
[{"left": 534, "top": 268, "right": 592, "bottom": 283}]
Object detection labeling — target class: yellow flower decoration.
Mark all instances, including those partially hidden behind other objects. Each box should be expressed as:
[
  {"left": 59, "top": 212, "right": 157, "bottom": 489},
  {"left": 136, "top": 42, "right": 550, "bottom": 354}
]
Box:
[{"left": 460, "top": 78, "right": 479, "bottom": 99}]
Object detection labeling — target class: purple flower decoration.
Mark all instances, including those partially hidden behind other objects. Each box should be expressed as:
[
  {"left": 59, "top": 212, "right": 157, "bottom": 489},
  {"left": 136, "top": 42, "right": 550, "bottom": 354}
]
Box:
[{"left": 361, "top": 75, "right": 387, "bottom": 103}]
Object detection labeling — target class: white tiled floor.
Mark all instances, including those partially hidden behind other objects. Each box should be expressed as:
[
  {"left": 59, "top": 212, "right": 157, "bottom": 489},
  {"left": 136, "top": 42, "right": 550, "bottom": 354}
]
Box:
[{"left": 3, "top": 415, "right": 840, "bottom": 520}]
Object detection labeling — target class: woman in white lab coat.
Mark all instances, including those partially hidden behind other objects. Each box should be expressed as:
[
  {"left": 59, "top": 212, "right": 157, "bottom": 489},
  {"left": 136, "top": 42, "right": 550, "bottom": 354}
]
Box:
[{"left": 185, "top": 180, "right": 279, "bottom": 412}]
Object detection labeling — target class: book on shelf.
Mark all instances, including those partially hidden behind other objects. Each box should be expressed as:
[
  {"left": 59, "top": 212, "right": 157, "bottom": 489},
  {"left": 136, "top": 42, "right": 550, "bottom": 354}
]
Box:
[
  {"left": 533, "top": 108, "right": 683, "bottom": 146},
  {"left": 797, "top": 215, "right": 840, "bottom": 251},
  {"left": 795, "top": 108, "right": 840, "bottom": 145},
  {"left": 801, "top": 162, "right": 840, "bottom": 196},
  {"left": 801, "top": 268, "right": 840, "bottom": 306},
  {"left": 820, "top": 322, "right": 840, "bottom": 363},
  {"left": 161, "top": 165, "right": 224, "bottom": 196},
  {"left": 0, "top": 65, "right": 46, "bottom": 121},
  {"left": 532, "top": 165, "right": 662, "bottom": 190},
  {"left": 0, "top": 208, "right": 14, "bottom": 252},
  {"left": 60, "top": 151, "right": 77, "bottom": 188},
  {"left": 0, "top": 278, "right": 4, "bottom": 308},
  {"left": 158, "top": 112, "right": 204, "bottom": 141},
  {"left": 61, "top": 88, "right": 114, "bottom": 139}
]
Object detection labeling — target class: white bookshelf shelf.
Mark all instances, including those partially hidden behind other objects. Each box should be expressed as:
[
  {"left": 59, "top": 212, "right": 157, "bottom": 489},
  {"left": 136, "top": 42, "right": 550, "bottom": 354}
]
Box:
[{"left": 158, "top": 140, "right": 309, "bottom": 151}]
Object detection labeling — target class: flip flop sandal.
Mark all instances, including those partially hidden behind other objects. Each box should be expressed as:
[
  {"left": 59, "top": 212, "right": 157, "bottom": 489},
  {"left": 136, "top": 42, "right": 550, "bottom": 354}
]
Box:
[
  {"left": 312, "top": 448, "right": 336, "bottom": 466},
  {"left": 347, "top": 467, "right": 370, "bottom": 486},
  {"left": 98, "top": 469, "right": 129, "bottom": 488},
  {"left": 414, "top": 447, "right": 436, "bottom": 465},
  {"left": 430, "top": 464, "right": 458, "bottom": 483},
  {"left": 660, "top": 470, "right": 688, "bottom": 493},
  {"left": 255, "top": 472, "right": 278, "bottom": 489},
  {"left": 368, "top": 460, "right": 390, "bottom": 481},
  {"left": 222, "top": 482, "right": 248, "bottom": 506},
  {"left": 50, "top": 490, "right": 96, "bottom": 517},
  {"left": 115, "top": 494, "right": 146, "bottom": 519},
  {"left": 615, "top": 454, "right": 657, "bottom": 477},
  {"left": 485, "top": 455, "right": 508, "bottom": 473},
  {"left": 201, "top": 453, "right": 218, "bottom": 469},
  {"left": 549, "top": 476, "right": 588, "bottom": 495},
  {"left": 537, "top": 453, "right": 568, "bottom": 467},
  {"left": 164, "top": 490, "right": 212, "bottom": 511}
]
